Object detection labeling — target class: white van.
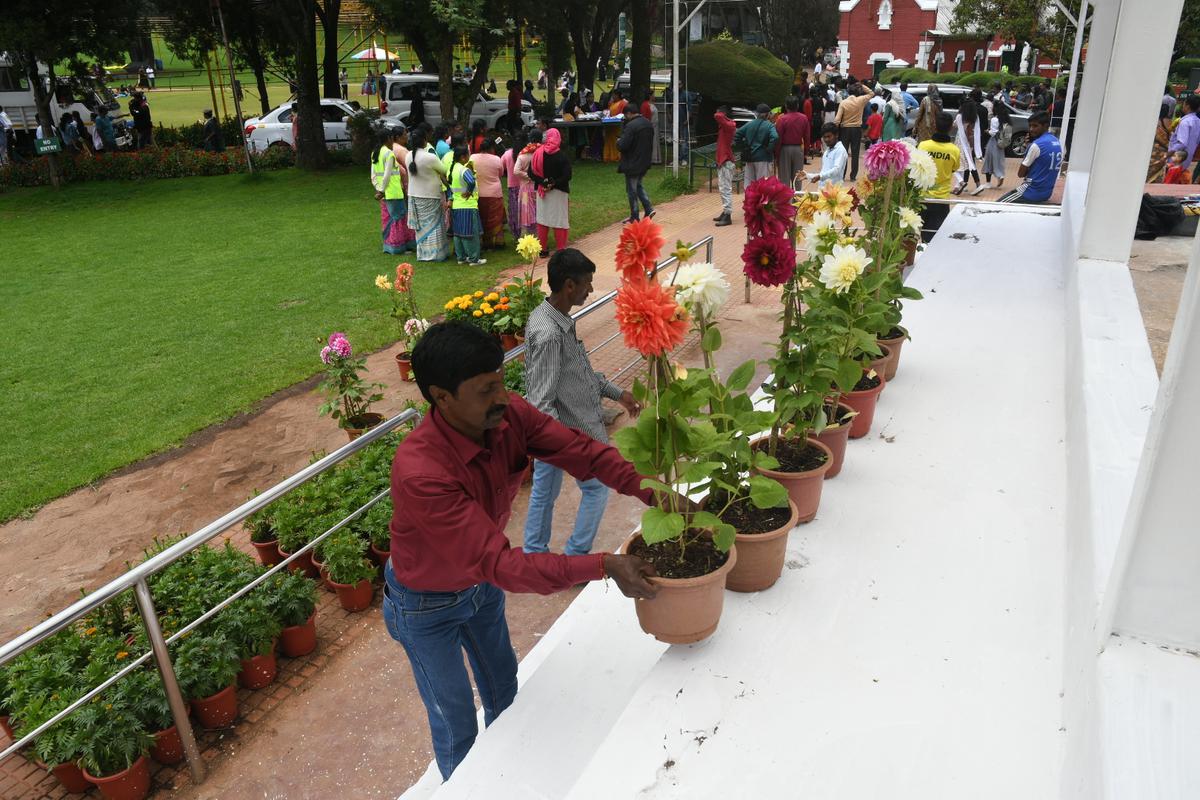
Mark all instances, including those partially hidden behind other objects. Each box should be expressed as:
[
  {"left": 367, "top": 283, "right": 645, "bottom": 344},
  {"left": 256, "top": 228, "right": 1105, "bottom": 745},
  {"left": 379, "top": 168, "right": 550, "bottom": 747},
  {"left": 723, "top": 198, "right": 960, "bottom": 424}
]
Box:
[{"left": 379, "top": 73, "right": 532, "bottom": 129}]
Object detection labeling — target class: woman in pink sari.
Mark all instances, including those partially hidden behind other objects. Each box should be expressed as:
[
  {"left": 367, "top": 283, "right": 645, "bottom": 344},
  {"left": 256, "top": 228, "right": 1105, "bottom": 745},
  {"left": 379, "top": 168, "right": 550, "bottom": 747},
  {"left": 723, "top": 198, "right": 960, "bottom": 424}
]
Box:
[{"left": 514, "top": 129, "right": 541, "bottom": 237}]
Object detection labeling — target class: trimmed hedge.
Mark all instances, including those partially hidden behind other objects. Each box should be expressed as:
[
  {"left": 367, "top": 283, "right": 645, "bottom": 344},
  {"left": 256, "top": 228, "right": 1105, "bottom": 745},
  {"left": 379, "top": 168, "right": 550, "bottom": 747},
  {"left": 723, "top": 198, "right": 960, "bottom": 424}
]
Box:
[
  {"left": 879, "top": 68, "right": 938, "bottom": 84},
  {"left": 688, "top": 39, "right": 794, "bottom": 107},
  {"left": 1171, "top": 57, "right": 1200, "bottom": 79},
  {"left": 876, "top": 69, "right": 1067, "bottom": 91},
  {"left": 153, "top": 117, "right": 245, "bottom": 149},
  {"left": 0, "top": 145, "right": 297, "bottom": 189}
]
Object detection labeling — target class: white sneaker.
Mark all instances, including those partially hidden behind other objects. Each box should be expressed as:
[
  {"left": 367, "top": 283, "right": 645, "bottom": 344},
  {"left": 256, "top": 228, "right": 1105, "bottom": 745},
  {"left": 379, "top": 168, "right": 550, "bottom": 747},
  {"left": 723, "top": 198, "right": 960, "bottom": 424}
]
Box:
[{"left": 970, "top": 184, "right": 987, "bottom": 196}]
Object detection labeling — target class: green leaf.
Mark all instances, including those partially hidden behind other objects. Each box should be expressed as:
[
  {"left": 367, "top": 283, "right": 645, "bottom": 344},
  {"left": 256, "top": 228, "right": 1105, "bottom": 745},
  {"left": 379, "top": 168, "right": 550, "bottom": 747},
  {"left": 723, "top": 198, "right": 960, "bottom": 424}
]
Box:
[
  {"left": 612, "top": 427, "right": 647, "bottom": 461},
  {"left": 702, "top": 325, "right": 722, "bottom": 352},
  {"left": 727, "top": 359, "right": 756, "bottom": 392},
  {"left": 713, "top": 523, "right": 736, "bottom": 553},
  {"left": 641, "top": 508, "right": 685, "bottom": 545},
  {"left": 748, "top": 475, "right": 789, "bottom": 509},
  {"left": 639, "top": 477, "right": 675, "bottom": 495},
  {"left": 689, "top": 510, "right": 723, "bottom": 529},
  {"left": 836, "top": 359, "right": 863, "bottom": 394},
  {"left": 679, "top": 461, "right": 724, "bottom": 484}
]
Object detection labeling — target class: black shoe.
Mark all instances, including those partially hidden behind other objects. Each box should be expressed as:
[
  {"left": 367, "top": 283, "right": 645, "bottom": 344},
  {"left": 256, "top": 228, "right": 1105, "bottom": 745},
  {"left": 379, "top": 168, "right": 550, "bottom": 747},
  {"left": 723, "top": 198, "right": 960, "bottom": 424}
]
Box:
[
  {"left": 712, "top": 213, "right": 724, "bottom": 221},
  {"left": 715, "top": 213, "right": 732, "bottom": 227},
  {"left": 538, "top": 250, "right": 549, "bottom": 259}
]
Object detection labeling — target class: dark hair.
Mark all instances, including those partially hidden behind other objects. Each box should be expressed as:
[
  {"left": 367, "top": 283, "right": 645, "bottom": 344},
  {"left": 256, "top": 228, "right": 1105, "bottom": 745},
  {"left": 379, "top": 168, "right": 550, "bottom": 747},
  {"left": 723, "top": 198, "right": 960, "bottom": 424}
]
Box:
[
  {"left": 960, "top": 97, "right": 978, "bottom": 125},
  {"left": 508, "top": 130, "right": 527, "bottom": 159},
  {"left": 432, "top": 123, "right": 449, "bottom": 142},
  {"left": 408, "top": 128, "right": 429, "bottom": 174},
  {"left": 412, "top": 322, "right": 503, "bottom": 404},
  {"left": 547, "top": 248, "right": 596, "bottom": 292},
  {"left": 527, "top": 127, "right": 543, "bottom": 144},
  {"left": 480, "top": 136, "right": 497, "bottom": 153},
  {"left": 993, "top": 101, "right": 1012, "bottom": 125},
  {"left": 450, "top": 132, "right": 467, "bottom": 149},
  {"left": 717, "top": 104, "right": 731, "bottom": 115},
  {"left": 471, "top": 118, "right": 486, "bottom": 134},
  {"left": 1186, "top": 95, "right": 1200, "bottom": 113},
  {"left": 453, "top": 144, "right": 470, "bottom": 162},
  {"left": 784, "top": 96, "right": 799, "bottom": 112},
  {"left": 935, "top": 111, "right": 954, "bottom": 135},
  {"left": 820, "top": 121, "right": 838, "bottom": 137},
  {"left": 899, "top": 81, "right": 909, "bottom": 91},
  {"left": 1029, "top": 110, "right": 1051, "bottom": 126}
]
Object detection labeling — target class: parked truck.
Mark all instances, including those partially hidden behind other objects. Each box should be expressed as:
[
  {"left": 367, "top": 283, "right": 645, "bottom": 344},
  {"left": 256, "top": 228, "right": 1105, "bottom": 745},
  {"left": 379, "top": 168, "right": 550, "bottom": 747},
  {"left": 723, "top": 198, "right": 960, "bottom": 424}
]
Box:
[{"left": 0, "top": 56, "right": 129, "bottom": 151}]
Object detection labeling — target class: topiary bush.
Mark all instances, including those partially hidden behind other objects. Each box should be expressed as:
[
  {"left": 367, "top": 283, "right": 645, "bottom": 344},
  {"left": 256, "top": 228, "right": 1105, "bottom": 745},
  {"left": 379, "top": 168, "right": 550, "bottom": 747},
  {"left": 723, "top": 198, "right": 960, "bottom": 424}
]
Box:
[
  {"left": 1171, "top": 57, "right": 1200, "bottom": 80},
  {"left": 688, "top": 39, "right": 794, "bottom": 108},
  {"left": 881, "top": 68, "right": 938, "bottom": 85},
  {"left": 948, "top": 71, "right": 1007, "bottom": 88}
]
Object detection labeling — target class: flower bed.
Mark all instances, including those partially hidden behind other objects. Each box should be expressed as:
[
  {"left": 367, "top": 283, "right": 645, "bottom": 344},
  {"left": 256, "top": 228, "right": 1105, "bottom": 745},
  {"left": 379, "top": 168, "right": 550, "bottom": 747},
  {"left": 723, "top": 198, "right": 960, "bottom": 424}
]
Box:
[{"left": 0, "top": 146, "right": 298, "bottom": 189}]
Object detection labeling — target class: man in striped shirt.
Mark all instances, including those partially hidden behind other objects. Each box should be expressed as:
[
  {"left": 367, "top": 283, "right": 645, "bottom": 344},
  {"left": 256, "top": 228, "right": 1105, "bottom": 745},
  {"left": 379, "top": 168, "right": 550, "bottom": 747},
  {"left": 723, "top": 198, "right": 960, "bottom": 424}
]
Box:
[{"left": 522, "top": 249, "right": 641, "bottom": 556}]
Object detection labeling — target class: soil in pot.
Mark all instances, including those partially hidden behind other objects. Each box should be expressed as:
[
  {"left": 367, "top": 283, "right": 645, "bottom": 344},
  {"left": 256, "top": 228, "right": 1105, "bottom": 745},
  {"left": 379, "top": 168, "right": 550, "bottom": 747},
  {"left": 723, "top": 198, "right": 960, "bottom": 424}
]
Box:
[
  {"left": 876, "top": 326, "right": 907, "bottom": 382},
  {"left": 841, "top": 372, "right": 885, "bottom": 439},
  {"left": 628, "top": 532, "right": 730, "bottom": 579},
  {"left": 396, "top": 352, "right": 414, "bottom": 382},
  {"left": 624, "top": 531, "right": 736, "bottom": 644},
  {"left": 251, "top": 538, "right": 283, "bottom": 568},
  {"left": 238, "top": 647, "right": 278, "bottom": 690},
  {"left": 720, "top": 499, "right": 800, "bottom": 593},
  {"left": 754, "top": 438, "right": 833, "bottom": 522},
  {"left": 333, "top": 579, "right": 375, "bottom": 612},
  {"left": 190, "top": 684, "right": 238, "bottom": 729},
  {"left": 814, "top": 403, "right": 855, "bottom": 479},
  {"left": 45, "top": 761, "right": 93, "bottom": 793},
  {"left": 83, "top": 754, "right": 151, "bottom": 800},
  {"left": 150, "top": 725, "right": 184, "bottom": 765},
  {"left": 344, "top": 412, "right": 385, "bottom": 441},
  {"left": 279, "top": 613, "right": 317, "bottom": 658}
]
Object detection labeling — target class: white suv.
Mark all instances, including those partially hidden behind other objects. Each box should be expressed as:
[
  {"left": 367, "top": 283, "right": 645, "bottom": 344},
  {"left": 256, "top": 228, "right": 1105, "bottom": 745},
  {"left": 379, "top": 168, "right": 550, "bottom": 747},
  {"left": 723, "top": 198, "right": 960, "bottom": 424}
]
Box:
[{"left": 380, "top": 73, "right": 532, "bottom": 129}]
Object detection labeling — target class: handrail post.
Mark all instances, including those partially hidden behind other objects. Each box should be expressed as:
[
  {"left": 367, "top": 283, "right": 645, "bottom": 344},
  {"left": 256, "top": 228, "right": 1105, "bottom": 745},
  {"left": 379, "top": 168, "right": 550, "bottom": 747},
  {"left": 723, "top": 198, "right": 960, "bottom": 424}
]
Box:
[{"left": 133, "top": 579, "right": 206, "bottom": 784}]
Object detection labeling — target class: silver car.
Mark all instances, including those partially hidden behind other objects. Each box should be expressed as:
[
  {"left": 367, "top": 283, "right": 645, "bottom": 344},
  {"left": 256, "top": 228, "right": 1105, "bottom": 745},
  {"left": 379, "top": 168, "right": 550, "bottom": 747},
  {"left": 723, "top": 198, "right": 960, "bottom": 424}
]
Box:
[{"left": 883, "top": 83, "right": 1032, "bottom": 157}]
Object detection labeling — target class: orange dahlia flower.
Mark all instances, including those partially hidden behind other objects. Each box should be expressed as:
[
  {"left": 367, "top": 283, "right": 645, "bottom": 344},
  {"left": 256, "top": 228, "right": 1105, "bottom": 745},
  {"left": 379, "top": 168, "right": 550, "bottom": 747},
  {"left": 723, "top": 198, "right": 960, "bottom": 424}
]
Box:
[
  {"left": 615, "top": 217, "right": 665, "bottom": 284},
  {"left": 395, "top": 262, "right": 414, "bottom": 293},
  {"left": 615, "top": 280, "right": 689, "bottom": 357}
]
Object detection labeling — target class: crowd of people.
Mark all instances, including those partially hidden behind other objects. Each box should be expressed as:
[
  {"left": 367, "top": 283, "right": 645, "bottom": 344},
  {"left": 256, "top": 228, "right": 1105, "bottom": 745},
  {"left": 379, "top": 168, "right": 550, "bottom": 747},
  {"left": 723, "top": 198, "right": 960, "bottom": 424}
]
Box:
[
  {"left": 1151, "top": 87, "right": 1200, "bottom": 184},
  {"left": 368, "top": 107, "right": 660, "bottom": 263},
  {"left": 707, "top": 72, "right": 1066, "bottom": 240}
]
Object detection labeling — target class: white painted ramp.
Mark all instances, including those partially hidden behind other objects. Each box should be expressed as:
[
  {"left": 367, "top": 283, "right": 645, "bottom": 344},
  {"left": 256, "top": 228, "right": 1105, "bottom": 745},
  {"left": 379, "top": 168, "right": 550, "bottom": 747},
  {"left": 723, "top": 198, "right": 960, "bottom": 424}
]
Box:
[{"left": 404, "top": 205, "right": 1068, "bottom": 799}]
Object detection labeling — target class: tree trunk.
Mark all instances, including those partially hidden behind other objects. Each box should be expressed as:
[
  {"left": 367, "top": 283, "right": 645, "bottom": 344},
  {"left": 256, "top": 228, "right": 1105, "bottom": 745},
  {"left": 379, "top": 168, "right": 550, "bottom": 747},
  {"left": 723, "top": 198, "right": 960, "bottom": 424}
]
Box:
[
  {"left": 437, "top": 40, "right": 455, "bottom": 123},
  {"left": 25, "top": 54, "right": 61, "bottom": 188},
  {"left": 294, "top": 3, "right": 328, "bottom": 169},
  {"left": 629, "top": 0, "right": 653, "bottom": 104},
  {"left": 254, "top": 64, "right": 271, "bottom": 116},
  {"left": 513, "top": 14, "right": 523, "bottom": 85},
  {"left": 456, "top": 40, "right": 496, "bottom": 126},
  {"left": 319, "top": 0, "right": 342, "bottom": 98},
  {"left": 568, "top": 6, "right": 621, "bottom": 97}
]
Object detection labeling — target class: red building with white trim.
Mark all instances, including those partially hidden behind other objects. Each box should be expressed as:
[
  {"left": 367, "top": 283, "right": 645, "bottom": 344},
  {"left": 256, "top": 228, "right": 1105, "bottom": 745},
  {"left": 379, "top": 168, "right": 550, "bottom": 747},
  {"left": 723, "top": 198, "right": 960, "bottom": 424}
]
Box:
[{"left": 835, "top": 0, "right": 1044, "bottom": 80}]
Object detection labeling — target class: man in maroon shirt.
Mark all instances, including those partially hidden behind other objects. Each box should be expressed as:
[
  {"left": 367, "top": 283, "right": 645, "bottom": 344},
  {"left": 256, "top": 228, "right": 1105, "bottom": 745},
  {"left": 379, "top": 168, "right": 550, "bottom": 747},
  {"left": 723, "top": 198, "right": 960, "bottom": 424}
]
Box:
[
  {"left": 384, "top": 321, "right": 662, "bottom": 779},
  {"left": 712, "top": 105, "right": 737, "bottom": 227},
  {"left": 774, "top": 95, "right": 811, "bottom": 189}
]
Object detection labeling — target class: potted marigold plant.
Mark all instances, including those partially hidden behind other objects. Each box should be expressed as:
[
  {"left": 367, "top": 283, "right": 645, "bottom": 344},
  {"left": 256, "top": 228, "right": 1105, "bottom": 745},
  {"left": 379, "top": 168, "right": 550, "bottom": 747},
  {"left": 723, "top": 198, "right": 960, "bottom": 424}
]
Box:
[
  {"left": 75, "top": 699, "right": 154, "bottom": 800},
  {"left": 264, "top": 571, "right": 319, "bottom": 658},
  {"left": 610, "top": 220, "right": 740, "bottom": 644},
  {"left": 174, "top": 631, "right": 242, "bottom": 729},
  {"left": 668, "top": 252, "right": 793, "bottom": 593},
  {"left": 376, "top": 262, "right": 429, "bottom": 381},
  {"left": 323, "top": 529, "right": 376, "bottom": 612},
  {"left": 222, "top": 595, "right": 283, "bottom": 690},
  {"left": 109, "top": 669, "right": 182, "bottom": 766},
  {"left": 15, "top": 691, "right": 94, "bottom": 793},
  {"left": 245, "top": 496, "right": 282, "bottom": 567},
  {"left": 316, "top": 332, "right": 386, "bottom": 440}
]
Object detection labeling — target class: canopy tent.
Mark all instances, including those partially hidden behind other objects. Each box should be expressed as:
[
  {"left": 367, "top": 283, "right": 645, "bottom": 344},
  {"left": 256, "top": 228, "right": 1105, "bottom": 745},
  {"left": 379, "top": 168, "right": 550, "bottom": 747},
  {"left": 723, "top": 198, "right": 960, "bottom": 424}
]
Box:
[{"left": 351, "top": 47, "right": 399, "bottom": 61}]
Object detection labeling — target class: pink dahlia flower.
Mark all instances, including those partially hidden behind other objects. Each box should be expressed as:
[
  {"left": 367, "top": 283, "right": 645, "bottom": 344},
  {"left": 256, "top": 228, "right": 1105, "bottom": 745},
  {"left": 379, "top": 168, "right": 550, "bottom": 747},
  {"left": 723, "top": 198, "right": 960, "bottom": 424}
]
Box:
[
  {"left": 742, "top": 236, "right": 797, "bottom": 287},
  {"left": 743, "top": 176, "right": 797, "bottom": 239},
  {"left": 319, "top": 345, "right": 333, "bottom": 364},
  {"left": 327, "top": 332, "right": 353, "bottom": 359},
  {"left": 864, "top": 140, "right": 911, "bottom": 181}
]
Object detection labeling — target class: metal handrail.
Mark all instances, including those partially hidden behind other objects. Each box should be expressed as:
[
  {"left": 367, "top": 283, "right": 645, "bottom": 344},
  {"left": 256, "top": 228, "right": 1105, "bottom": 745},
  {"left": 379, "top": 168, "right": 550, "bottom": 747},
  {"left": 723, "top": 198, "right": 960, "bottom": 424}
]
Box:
[{"left": 0, "top": 234, "right": 717, "bottom": 784}]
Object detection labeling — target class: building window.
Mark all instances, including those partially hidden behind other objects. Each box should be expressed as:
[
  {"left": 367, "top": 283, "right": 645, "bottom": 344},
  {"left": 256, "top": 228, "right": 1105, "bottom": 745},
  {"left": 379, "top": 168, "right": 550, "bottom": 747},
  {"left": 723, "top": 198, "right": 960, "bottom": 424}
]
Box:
[{"left": 877, "top": 0, "right": 892, "bottom": 30}]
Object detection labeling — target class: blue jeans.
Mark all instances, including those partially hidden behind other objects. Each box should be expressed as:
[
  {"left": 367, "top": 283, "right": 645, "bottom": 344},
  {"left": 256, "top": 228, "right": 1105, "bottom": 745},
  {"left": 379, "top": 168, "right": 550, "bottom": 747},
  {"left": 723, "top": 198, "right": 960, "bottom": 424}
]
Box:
[
  {"left": 522, "top": 459, "right": 610, "bottom": 556},
  {"left": 625, "top": 173, "right": 653, "bottom": 220},
  {"left": 382, "top": 564, "right": 518, "bottom": 780}
]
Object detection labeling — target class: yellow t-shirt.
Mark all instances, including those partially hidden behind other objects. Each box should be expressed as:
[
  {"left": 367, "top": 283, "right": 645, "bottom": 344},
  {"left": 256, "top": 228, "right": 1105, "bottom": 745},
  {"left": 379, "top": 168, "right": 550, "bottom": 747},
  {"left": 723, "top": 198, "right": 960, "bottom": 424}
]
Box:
[{"left": 919, "top": 138, "right": 961, "bottom": 199}]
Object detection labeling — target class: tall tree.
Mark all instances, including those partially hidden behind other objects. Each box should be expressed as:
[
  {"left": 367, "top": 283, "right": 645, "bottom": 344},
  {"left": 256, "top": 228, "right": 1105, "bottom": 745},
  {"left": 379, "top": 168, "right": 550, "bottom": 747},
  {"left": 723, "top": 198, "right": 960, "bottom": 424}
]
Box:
[
  {"left": 315, "top": 0, "right": 343, "bottom": 98},
  {"left": 628, "top": 0, "right": 656, "bottom": 104},
  {"left": 0, "top": 0, "right": 145, "bottom": 187},
  {"left": 951, "top": 0, "right": 1071, "bottom": 64},
  {"left": 761, "top": 0, "right": 838, "bottom": 71},
  {"left": 272, "top": 0, "right": 329, "bottom": 168},
  {"left": 1174, "top": 0, "right": 1200, "bottom": 63},
  {"left": 562, "top": 0, "right": 626, "bottom": 94}
]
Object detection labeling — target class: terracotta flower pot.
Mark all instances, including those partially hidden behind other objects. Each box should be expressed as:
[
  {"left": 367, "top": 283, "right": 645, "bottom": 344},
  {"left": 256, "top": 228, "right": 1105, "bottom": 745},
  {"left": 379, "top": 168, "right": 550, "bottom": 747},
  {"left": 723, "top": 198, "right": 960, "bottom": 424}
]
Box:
[
  {"left": 396, "top": 352, "right": 414, "bottom": 382},
  {"left": 279, "top": 547, "right": 320, "bottom": 580},
  {"left": 251, "top": 538, "right": 283, "bottom": 568},
  {"left": 841, "top": 373, "right": 886, "bottom": 439},
  {"left": 0, "top": 713, "right": 12, "bottom": 739},
  {"left": 238, "top": 645, "right": 279, "bottom": 690},
  {"left": 814, "top": 403, "right": 855, "bottom": 479},
  {"left": 725, "top": 500, "right": 800, "bottom": 593},
  {"left": 190, "top": 684, "right": 238, "bottom": 729},
  {"left": 318, "top": 566, "right": 337, "bottom": 593},
  {"left": 499, "top": 333, "right": 519, "bottom": 351},
  {"left": 45, "top": 761, "right": 93, "bottom": 793},
  {"left": 753, "top": 438, "right": 833, "bottom": 522},
  {"left": 902, "top": 237, "right": 918, "bottom": 266},
  {"left": 332, "top": 579, "right": 375, "bottom": 612},
  {"left": 869, "top": 345, "right": 893, "bottom": 384},
  {"left": 279, "top": 613, "right": 317, "bottom": 658},
  {"left": 344, "top": 412, "right": 385, "bottom": 442},
  {"left": 622, "top": 532, "right": 737, "bottom": 645},
  {"left": 876, "top": 327, "right": 907, "bottom": 382},
  {"left": 83, "top": 754, "right": 151, "bottom": 800},
  {"left": 369, "top": 542, "right": 390, "bottom": 567},
  {"left": 149, "top": 725, "right": 184, "bottom": 765}
]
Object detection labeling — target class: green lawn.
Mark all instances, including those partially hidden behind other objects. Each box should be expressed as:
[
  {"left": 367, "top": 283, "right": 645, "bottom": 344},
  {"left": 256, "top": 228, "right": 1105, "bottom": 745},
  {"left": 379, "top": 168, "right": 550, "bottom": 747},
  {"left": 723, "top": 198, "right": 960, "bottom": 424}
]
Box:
[{"left": 0, "top": 161, "right": 684, "bottom": 522}]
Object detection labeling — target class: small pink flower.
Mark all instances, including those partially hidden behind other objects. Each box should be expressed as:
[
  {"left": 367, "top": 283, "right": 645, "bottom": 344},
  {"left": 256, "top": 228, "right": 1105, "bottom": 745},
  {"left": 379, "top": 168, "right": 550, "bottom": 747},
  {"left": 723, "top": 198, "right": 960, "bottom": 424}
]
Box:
[
  {"left": 327, "top": 332, "right": 352, "bottom": 359},
  {"left": 319, "top": 345, "right": 333, "bottom": 364},
  {"left": 864, "top": 140, "right": 911, "bottom": 181}
]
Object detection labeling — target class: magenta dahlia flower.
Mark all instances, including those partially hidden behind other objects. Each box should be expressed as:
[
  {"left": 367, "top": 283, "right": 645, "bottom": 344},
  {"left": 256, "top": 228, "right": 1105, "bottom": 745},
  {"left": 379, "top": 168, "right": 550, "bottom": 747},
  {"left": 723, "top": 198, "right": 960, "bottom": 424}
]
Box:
[
  {"left": 864, "top": 140, "right": 911, "bottom": 181},
  {"left": 743, "top": 176, "right": 797, "bottom": 238},
  {"left": 327, "top": 332, "right": 353, "bottom": 359},
  {"left": 742, "top": 236, "right": 796, "bottom": 287}
]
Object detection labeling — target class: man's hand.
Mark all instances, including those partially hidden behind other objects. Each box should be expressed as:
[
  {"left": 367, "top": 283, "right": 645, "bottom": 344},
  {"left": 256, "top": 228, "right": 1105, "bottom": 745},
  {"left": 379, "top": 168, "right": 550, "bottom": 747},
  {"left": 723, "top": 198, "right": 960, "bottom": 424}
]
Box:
[
  {"left": 617, "top": 390, "right": 641, "bottom": 418},
  {"left": 602, "top": 554, "right": 658, "bottom": 599},
  {"left": 374, "top": 190, "right": 384, "bottom": 201}
]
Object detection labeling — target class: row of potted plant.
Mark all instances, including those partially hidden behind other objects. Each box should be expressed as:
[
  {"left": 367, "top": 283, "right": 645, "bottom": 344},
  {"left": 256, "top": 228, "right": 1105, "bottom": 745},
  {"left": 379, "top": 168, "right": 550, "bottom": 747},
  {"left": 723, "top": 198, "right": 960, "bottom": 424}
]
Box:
[
  {"left": 0, "top": 540, "right": 319, "bottom": 799},
  {"left": 611, "top": 138, "right": 933, "bottom": 644},
  {"left": 245, "top": 430, "right": 407, "bottom": 614}
]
